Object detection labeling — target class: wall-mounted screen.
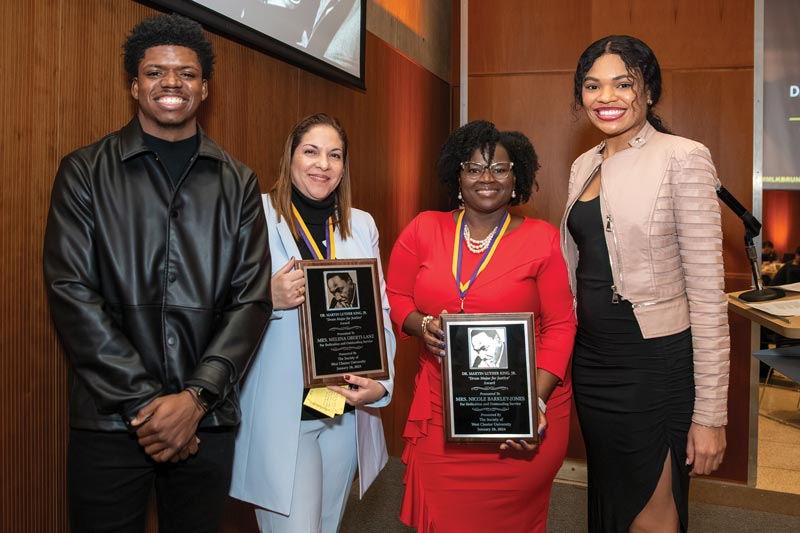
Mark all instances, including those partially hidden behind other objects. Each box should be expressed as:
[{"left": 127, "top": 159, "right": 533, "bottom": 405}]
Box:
[
  {"left": 763, "top": 0, "right": 800, "bottom": 190},
  {"left": 140, "top": 0, "right": 365, "bottom": 89}
]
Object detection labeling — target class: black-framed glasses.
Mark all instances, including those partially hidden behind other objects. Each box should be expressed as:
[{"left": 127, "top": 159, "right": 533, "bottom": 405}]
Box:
[{"left": 460, "top": 161, "right": 514, "bottom": 180}]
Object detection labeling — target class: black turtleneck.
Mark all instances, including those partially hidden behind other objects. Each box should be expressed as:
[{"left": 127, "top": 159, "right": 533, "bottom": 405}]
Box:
[
  {"left": 291, "top": 185, "right": 336, "bottom": 260},
  {"left": 142, "top": 131, "right": 199, "bottom": 188},
  {"left": 291, "top": 186, "right": 353, "bottom": 419}
]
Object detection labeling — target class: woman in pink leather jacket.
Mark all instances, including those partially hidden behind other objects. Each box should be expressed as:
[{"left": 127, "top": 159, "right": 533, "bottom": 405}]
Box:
[{"left": 561, "top": 35, "right": 729, "bottom": 533}]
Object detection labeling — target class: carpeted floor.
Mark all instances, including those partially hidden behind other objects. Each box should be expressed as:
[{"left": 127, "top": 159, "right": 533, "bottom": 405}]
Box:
[{"left": 340, "top": 457, "right": 800, "bottom": 532}]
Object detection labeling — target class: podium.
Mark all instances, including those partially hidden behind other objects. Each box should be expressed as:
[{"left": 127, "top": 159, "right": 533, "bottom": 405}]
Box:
[
  {"left": 728, "top": 291, "right": 800, "bottom": 432},
  {"left": 727, "top": 290, "right": 800, "bottom": 341},
  {"left": 728, "top": 290, "right": 800, "bottom": 382}
]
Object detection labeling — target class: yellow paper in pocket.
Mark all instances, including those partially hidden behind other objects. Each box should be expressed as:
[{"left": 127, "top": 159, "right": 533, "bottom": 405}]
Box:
[{"left": 304, "top": 387, "right": 346, "bottom": 417}]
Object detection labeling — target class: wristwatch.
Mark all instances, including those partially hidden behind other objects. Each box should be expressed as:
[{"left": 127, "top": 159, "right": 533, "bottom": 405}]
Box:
[
  {"left": 537, "top": 396, "right": 547, "bottom": 414},
  {"left": 187, "top": 386, "right": 218, "bottom": 412}
]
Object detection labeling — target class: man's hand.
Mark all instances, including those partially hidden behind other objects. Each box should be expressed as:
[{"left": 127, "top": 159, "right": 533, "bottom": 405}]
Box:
[
  {"left": 170, "top": 435, "right": 201, "bottom": 463},
  {"left": 130, "top": 392, "right": 205, "bottom": 462}
]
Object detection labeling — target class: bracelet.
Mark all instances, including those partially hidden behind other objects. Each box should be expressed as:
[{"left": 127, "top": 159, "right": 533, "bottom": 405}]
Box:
[
  {"left": 186, "top": 387, "right": 209, "bottom": 413},
  {"left": 420, "top": 314, "right": 434, "bottom": 336},
  {"left": 537, "top": 396, "right": 547, "bottom": 414}
]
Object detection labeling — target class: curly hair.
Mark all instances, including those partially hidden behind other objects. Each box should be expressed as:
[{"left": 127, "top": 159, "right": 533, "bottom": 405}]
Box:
[
  {"left": 573, "top": 35, "right": 671, "bottom": 134},
  {"left": 437, "top": 120, "right": 539, "bottom": 207},
  {"left": 123, "top": 13, "right": 215, "bottom": 81},
  {"left": 499, "top": 130, "right": 540, "bottom": 203}
]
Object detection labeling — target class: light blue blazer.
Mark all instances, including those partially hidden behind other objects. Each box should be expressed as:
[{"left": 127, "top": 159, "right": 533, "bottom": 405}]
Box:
[{"left": 230, "top": 194, "right": 396, "bottom": 514}]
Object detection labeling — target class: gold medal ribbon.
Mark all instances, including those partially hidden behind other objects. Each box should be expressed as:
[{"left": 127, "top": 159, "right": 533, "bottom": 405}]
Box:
[
  {"left": 292, "top": 204, "right": 336, "bottom": 260},
  {"left": 451, "top": 210, "right": 510, "bottom": 309}
]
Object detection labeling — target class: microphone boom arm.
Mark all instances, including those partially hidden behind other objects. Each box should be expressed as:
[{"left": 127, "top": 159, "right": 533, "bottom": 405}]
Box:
[{"left": 714, "top": 179, "right": 784, "bottom": 301}]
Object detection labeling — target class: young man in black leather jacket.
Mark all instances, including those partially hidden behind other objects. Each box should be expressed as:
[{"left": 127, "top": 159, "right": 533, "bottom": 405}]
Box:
[{"left": 43, "top": 13, "right": 272, "bottom": 532}]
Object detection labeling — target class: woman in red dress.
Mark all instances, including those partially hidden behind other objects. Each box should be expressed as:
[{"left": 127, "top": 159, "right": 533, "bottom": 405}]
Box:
[{"left": 386, "top": 120, "right": 576, "bottom": 532}]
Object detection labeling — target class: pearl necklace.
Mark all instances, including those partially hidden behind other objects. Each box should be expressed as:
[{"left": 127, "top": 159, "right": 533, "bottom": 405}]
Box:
[{"left": 463, "top": 223, "right": 498, "bottom": 254}]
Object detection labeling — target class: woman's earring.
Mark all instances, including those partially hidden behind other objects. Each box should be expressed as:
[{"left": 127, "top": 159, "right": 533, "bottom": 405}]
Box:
[
  {"left": 458, "top": 190, "right": 464, "bottom": 208},
  {"left": 511, "top": 189, "right": 516, "bottom": 199}
]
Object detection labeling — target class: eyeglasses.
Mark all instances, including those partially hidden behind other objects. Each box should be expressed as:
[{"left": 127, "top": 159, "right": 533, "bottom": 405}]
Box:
[{"left": 460, "top": 161, "right": 514, "bottom": 180}]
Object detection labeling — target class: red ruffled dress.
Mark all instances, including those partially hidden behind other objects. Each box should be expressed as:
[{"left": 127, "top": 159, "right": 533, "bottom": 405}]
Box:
[{"left": 386, "top": 211, "right": 576, "bottom": 533}]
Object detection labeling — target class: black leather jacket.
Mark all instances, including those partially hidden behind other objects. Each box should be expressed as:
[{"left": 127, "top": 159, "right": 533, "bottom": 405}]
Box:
[{"left": 43, "top": 118, "right": 272, "bottom": 431}]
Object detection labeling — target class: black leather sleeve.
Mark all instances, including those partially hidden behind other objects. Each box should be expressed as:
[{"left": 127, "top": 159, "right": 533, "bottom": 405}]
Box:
[{"left": 185, "top": 170, "right": 272, "bottom": 403}]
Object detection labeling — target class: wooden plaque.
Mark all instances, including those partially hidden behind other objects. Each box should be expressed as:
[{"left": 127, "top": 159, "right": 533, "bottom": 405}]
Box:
[
  {"left": 440, "top": 312, "right": 538, "bottom": 443},
  {"left": 297, "top": 259, "right": 389, "bottom": 387}
]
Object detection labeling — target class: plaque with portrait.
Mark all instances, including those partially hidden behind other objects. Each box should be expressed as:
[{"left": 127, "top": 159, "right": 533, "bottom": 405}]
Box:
[
  {"left": 297, "top": 259, "right": 389, "bottom": 387},
  {"left": 440, "top": 313, "right": 538, "bottom": 443}
]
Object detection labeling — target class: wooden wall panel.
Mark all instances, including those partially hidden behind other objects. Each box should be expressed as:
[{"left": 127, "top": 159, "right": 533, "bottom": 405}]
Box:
[
  {"left": 669, "top": 69, "right": 755, "bottom": 279},
  {"left": 590, "top": 0, "right": 753, "bottom": 69},
  {"left": 199, "top": 38, "right": 300, "bottom": 187},
  {"left": 298, "top": 34, "right": 451, "bottom": 242},
  {"left": 468, "top": 73, "right": 597, "bottom": 224},
  {"left": 368, "top": 0, "right": 452, "bottom": 82},
  {"left": 1, "top": 0, "right": 450, "bottom": 529},
  {"left": 468, "top": 0, "right": 755, "bottom": 483},
  {"left": 468, "top": 0, "right": 591, "bottom": 74},
  {"left": 2, "top": 3, "right": 162, "bottom": 530},
  {"left": 57, "top": 2, "right": 150, "bottom": 154},
  {"left": 0, "top": 2, "right": 145, "bottom": 531}
]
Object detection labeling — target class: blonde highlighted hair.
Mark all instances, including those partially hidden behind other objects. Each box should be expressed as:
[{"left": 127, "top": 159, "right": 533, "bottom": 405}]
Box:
[{"left": 270, "top": 113, "right": 352, "bottom": 240}]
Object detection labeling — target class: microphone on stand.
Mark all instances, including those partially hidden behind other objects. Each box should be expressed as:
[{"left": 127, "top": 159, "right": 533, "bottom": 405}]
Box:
[{"left": 714, "top": 179, "right": 784, "bottom": 302}]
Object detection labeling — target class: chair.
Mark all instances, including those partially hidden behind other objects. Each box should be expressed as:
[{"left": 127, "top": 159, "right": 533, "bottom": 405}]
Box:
[{"left": 757, "top": 346, "right": 800, "bottom": 409}]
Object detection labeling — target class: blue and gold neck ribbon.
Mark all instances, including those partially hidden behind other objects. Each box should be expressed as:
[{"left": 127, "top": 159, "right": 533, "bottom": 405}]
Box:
[
  {"left": 292, "top": 204, "right": 336, "bottom": 260},
  {"left": 451, "top": 210, "right": 511, "bottom": 311}
]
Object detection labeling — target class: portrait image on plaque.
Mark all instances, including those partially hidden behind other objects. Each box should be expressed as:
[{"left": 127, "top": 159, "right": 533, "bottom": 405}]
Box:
[
  {"left": 325, "top": 270, "right": 360, "bottom": 311},
  {"left": 297, "top": 259, "right": 388, "bottom": 387},
  {"left": 441, "top": 313, "right": 537, "bottom": 443},
  {"left": 468, "top": 328, "right": 508, "bottom": 369}
]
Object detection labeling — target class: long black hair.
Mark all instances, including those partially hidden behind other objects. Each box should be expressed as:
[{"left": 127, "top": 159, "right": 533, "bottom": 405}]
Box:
[{"left": 573, "top": 35, "right": 671, "bottom": 134}]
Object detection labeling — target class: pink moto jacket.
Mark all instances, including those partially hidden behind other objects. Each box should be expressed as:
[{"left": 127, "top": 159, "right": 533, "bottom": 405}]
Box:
[{"left": 560, "top": 121, "right": 730, "bottom": 427}]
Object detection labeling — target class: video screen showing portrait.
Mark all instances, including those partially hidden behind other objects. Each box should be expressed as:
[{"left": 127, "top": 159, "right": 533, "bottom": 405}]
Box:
[
  {"left": 193, "top": 0, "right": 362, "bottom": 78},
  {"left": 142, "top": 0, "right": 365, "bottom": 87}
]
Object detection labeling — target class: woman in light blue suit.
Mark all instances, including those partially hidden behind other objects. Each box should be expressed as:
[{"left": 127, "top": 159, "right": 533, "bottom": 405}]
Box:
[{"left": 230, "top": 113, "right": 396, "bottom": 532}]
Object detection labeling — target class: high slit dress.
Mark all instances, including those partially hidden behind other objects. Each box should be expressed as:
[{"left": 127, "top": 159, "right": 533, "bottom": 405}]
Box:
[{"left": 568, "top": 196, "right": 693, "bottom": 532}]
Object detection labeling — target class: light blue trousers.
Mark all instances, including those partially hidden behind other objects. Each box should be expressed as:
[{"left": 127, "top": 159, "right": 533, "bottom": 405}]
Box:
[{"left": 255, "top": 411, "right": 358, "bottom": 533}]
